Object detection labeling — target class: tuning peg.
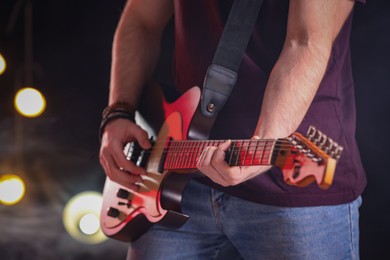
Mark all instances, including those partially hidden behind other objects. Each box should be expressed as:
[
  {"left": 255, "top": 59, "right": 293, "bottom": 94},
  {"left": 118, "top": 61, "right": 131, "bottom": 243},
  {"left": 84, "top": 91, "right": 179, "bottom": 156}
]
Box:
[
  {"left": 319, "top": 134, "right": 329, "bottom": 149},
  {"left": 329, "top": 143, "right": 343, "bottom": 160},
  {"left": 314, "top": 131, "right": 323, "bottom": 146},
  {"left": 306, "top": 126, "right": 317, "bottom": 142},
  {"left": 323, "top": 137, "right": 333, "bottom": 152},
  {"left": 334, "top": 145, "right": 344, "bottom": 160}
]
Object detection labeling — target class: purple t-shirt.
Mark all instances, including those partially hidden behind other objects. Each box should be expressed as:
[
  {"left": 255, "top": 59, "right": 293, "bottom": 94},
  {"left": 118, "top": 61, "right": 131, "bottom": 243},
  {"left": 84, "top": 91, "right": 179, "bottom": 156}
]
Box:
[{"left": 171, "top": 0, "right": 366, "bottom": 206}]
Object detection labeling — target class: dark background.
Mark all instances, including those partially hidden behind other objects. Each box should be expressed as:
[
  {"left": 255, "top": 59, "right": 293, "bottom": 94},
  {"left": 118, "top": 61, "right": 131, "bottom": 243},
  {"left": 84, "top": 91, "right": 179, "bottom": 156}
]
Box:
[{"left": 0, "top": 1, "right": 389, "bottom": 259}]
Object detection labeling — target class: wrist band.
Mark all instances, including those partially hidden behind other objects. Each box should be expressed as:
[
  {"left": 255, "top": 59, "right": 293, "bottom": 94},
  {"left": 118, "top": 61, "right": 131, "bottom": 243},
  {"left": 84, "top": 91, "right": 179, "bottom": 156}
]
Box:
[
  {"left": 99, "top": 111, "right": 136, "bottom": 141},
  {"left": 102, "top": 101, "right": 135, "bottom": 118}
]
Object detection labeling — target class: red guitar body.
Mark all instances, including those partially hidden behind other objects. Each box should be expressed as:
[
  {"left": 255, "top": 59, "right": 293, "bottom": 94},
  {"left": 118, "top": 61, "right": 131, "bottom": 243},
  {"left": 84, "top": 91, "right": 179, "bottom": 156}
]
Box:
[{"left": 100, "top": 87, "right": 201, "bottom": 242}]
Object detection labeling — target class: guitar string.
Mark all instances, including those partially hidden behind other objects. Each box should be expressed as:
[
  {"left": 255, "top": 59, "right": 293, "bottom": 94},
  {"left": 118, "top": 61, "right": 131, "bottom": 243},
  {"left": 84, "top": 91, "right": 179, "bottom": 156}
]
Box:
[
  {"left": 124, "top": 144, "right": 327, "bottom": 168},
  {"left": 125, "top": 138, "right": 333, "bottom": 147},
  {"left": 126, "top": 144, "right": 337, "bottom": 157},
  {"left": 125, "top": 145, "right": 331, "bottom": 154},
  {"left": 125, "top": 142, "right": 332, "bottom": 153},
  {"left": 124, "top": 139, "right": 336, "bottom": 160},
  {"left": 126, "top": 140, "right": 317, "bottom": 148}
]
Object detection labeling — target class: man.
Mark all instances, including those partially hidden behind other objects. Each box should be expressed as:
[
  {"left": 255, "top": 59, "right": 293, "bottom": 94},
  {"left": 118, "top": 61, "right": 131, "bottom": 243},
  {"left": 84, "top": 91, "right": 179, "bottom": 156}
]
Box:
[{"left": 99, "top": 0, "right": 366, "bottom": 259}]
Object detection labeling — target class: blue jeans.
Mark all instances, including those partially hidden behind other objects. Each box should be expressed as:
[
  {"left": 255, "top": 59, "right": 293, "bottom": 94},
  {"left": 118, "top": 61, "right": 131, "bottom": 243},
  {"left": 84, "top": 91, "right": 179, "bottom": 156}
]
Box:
[{"left": 127, "top": 180, "right": 362, "bottom": 260}]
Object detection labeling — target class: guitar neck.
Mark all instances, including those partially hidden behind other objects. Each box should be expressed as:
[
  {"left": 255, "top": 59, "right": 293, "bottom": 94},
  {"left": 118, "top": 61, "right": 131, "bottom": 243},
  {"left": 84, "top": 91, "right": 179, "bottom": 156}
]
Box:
[{"left": 163, "top": 139, "right": 279, "bottom": 171}]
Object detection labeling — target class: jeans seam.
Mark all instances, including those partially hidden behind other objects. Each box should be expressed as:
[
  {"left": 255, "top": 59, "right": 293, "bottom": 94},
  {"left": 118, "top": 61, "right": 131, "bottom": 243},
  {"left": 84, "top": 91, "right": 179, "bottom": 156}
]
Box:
[
  {"left": 210, "top": 188, "right": 223, "bottom": 231},
  {"left": 349, "top": 202, "right": 354, "bottom": 260},
  {"left": 349, "top": 198, "right": 359, "bottom": 260}
]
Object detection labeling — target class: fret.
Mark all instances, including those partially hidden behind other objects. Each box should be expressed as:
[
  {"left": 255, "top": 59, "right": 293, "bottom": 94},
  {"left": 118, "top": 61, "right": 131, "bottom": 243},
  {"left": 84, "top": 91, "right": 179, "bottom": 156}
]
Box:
[
  {"left": 179, "top": 141, "right": 185, "bottom": 168},
  {"left": 202, "top": 140, "right": 210, "bottom": 154},
  {"left": 242, "top": 139, "right": 251, "bottom": 166},
  {"left": 228, "top": 140, "right": 236, "bottom": 166},
  {"left": 167, "top": 141, "right": 174, "bottom": 169},
  {"left": 195, "top": 140, "right": 202, "bottom": 168},
  {"left": 192, "top": 140, "right": 204, "bottom": 169},
  {"left": 261, "top": 141, "right": 268, "bottom": 165},
  {"left": 251, "top": 139, "right": 258, "bottom": 165},
  {"left": 233, "top": 140, "right": 241, "bottom": 166},
  {"left": 245, "top": 139, "right": 250, "bottom": 166},
  {"left": 189, "top": 140, "right": 197, "bottom": 169},
  {"left": 164, "top": 141, "right": 172, "bottom": 169},
  {"left": 184, "top": 141, "right": 190, "bottom": 169},
  {"left": 180, "top": 141, "right": 186, "bottom": 168},
  {"left": 261, "top": 140, "right": 275, "bottom": 165},
  {"left": 188, "top": 140, "right": 195, "bottom": 168},
  {"left": 235, "top": 140, "right": 242, "bottom": 166},
  {"left": 171, "top": 143, "right": 176, "bottom": 168},
  {"left": 256, "top": 140, "right": 266, "bottom": 165},
  {"left": 173, "top": 141, "right": 181, "bottom": 169}
]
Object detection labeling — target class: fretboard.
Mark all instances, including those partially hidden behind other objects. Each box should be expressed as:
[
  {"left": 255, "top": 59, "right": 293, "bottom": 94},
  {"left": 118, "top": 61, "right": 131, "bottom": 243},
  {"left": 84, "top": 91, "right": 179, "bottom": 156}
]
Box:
[{"left": 163, "top": 139, "right": 277, "bottom": 171}]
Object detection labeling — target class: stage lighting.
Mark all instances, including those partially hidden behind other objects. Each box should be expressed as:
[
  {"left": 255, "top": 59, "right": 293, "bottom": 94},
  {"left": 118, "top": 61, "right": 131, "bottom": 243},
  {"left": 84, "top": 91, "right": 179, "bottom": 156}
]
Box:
[
  {"left": 14, "top": 87, "right": 46, "bottom": 117},
  {"left": 63, "top": 191, "right": 107, "bottom": 244},
  {"left": 0, "top": 174, "right": 26, "bottom": 206},
  {"left": 0, "top": 53, "right": 6, "bottom": 75},
  {"left": 79, "top": 213, "right": 100, "bottom": 235}
]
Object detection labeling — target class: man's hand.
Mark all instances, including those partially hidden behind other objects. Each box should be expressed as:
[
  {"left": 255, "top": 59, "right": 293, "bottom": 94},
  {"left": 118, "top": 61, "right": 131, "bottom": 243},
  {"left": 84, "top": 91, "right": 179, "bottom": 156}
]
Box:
[
  {"left": 196, "top": 137, "right": 271, "bottom": 187},
  {"left": 99, "top": 119, "right": 151, "bottom": 191}
]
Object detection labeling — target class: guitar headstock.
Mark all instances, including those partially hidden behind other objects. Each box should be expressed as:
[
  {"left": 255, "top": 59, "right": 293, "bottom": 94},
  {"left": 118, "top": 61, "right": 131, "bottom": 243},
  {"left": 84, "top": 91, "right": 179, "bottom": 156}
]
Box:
[{"left": 274, "top": 126, "right": 343, "bottom": 189}]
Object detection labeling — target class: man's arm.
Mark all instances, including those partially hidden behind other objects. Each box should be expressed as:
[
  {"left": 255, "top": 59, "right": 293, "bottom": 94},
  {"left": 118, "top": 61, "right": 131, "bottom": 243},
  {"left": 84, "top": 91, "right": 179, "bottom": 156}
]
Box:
[
  {"left": 109, "top": 0, "right": 173, "bottom": 106},
  {"left": 100, "top": 0, "right": 173, "bottom": 189},
  {"left": 255, "top": 0, "right": 354, "bottom": 139},
  {"left": 197, "top": 0, "right": 355, "bottom": 187}
]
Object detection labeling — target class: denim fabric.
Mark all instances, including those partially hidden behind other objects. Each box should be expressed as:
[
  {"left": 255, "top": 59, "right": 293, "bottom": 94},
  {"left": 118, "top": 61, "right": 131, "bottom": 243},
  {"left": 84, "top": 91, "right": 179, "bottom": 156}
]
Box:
[{"left": 127, "top": 180, "right": 362, "bottom": 260}]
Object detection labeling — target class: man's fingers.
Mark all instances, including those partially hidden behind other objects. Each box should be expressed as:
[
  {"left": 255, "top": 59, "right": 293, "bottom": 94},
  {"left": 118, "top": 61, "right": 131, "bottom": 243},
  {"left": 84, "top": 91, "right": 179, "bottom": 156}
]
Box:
[
  {"left": 219, "top": 139, "right": 232, "bottom": 152},
  {"left": 133, "top": 125, "right": 151, "bottom": 150}
]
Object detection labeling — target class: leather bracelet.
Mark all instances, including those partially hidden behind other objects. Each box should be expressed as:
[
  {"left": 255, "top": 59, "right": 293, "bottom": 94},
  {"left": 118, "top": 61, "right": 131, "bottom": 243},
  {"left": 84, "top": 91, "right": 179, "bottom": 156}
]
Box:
[
  {"left": 99, "top": 111, "right": 135, "bottom": 141},
  {"left": 102, "top": 101, "right": 135, "bottom": 118}
]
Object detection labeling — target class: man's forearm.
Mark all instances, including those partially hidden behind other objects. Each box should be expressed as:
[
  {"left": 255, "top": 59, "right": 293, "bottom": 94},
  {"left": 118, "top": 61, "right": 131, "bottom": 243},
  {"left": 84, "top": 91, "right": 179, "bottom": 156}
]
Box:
[
  {"left": 108, "top": 0, "right": 173, "bottom": 107},
  {"left": 255, "top": 41, "right": 331, "bottom": 139},
  {"left": 254, "top": 0, "right": 354, "bottom": 140},
  {"left": 109, "top": 22, "right": 162, "bottom": 106}
]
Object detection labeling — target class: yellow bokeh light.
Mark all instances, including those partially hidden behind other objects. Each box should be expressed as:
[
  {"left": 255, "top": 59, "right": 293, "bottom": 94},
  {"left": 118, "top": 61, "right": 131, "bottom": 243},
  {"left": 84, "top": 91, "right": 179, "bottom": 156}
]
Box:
[
  {"left": 0, "top": 53, "right": 6, "bottom": 75},
  {"left": 14, "top": 87, "right": 46, "bottom": 117},
  {"left": 63, "top": 191, "right": 107, "bottom": 244},
  {"left": 79, "top": 213, "right": 100, "bottom": 235},
  {"left": 0, "top": 174, "right": 26, "bottom": 206}
]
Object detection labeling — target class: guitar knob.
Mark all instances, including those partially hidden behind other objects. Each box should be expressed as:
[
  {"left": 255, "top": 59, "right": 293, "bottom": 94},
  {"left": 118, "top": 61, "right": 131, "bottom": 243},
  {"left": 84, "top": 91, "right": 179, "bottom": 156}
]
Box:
[
  {"left": 107, "top": 207, "right": 120, "bottom": 218},
  {"left": 117, "top": 188, "right": 131, "bottom": 200}
]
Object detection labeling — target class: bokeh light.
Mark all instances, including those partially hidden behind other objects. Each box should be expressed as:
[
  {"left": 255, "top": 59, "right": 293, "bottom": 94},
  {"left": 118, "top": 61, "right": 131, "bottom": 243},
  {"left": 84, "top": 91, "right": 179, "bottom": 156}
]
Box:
[
  {"left": 0, "top": 174, "right": 26, "bottom": 206},
  {"left": 14, "top": 87, "right": 46, "bottom": 117},
  {"left": 79, "top": 213, "right": 101, "bottom": 235},
  {"left": 63, "top": 191, "right": 107, "bottom": 244},
  {"left": 0, "top": 53, "right": 6, "bottom": 75}
]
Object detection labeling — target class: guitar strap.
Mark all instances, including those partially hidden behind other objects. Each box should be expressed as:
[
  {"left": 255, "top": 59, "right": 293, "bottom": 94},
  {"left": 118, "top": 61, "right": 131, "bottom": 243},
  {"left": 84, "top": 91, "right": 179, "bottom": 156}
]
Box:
[{"left": 188, "top": 0, "right": 265, "bottom": 140}]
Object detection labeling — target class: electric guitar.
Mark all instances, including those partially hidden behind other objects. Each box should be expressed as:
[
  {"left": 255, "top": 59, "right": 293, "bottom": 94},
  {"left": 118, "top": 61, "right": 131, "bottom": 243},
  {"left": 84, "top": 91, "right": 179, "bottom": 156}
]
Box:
[{"left": 100, "top": 86, "right": 343, "bottom": 242}]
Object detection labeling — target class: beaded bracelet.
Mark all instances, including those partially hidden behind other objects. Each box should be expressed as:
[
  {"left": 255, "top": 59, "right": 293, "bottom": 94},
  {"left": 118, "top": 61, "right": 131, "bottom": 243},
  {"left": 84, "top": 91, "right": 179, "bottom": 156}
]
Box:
[
  {"left": 102, "top": 101, "right": 135, "bottom": 118},
  {"left": 99, "top": 102, "right": 136, "bottom": 141}
]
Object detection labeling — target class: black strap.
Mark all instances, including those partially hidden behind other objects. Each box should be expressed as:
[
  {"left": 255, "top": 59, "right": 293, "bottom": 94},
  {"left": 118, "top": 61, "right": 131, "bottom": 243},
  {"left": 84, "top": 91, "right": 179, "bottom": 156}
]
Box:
[
  {"left": 188, "top": 0, "right": 264, "bottom": 140},
  {"left": 212, "top": 0, "right": 264, "bottom": 72}
]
